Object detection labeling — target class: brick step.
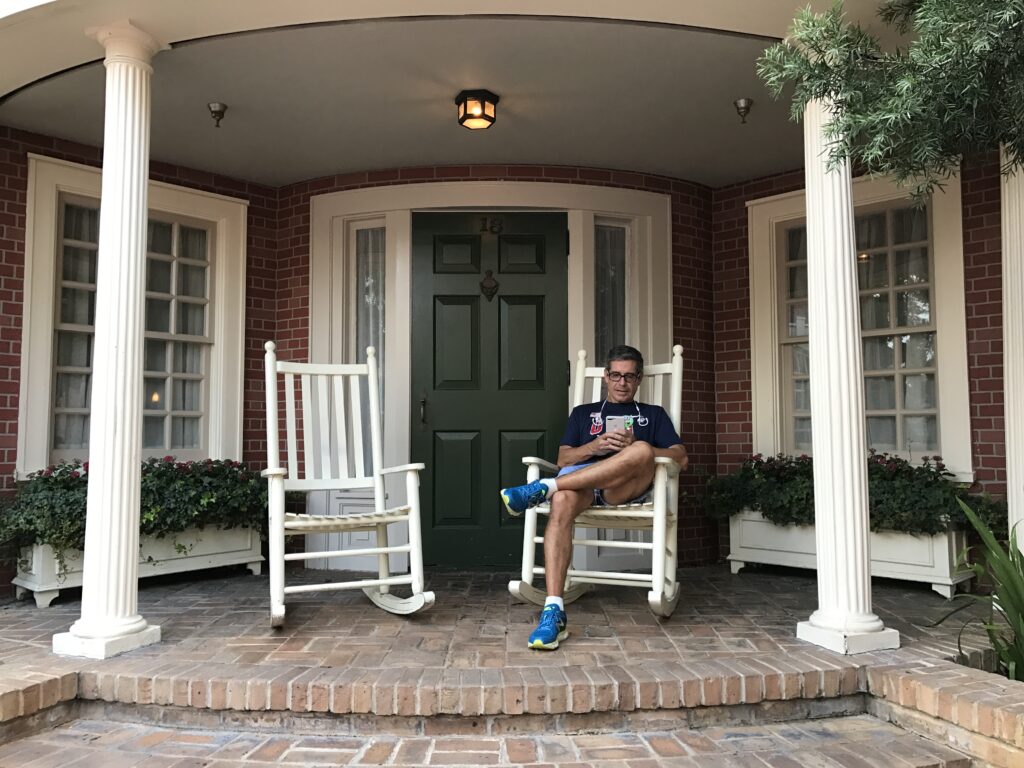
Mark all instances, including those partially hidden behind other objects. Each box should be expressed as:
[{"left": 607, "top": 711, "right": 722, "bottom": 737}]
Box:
[
  {"left": 69, "top": 652, "right": 864, "bottom": 718},
  {"left": 0, "top": 714, "right": 972, "bottom": 766}
]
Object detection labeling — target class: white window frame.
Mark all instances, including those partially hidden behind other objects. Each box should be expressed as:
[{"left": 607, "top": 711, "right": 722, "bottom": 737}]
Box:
[
  {"left": 17, "top": 154, "right": 248, "bottom": 476},
  {"left": 748, "top": 174, "right": 973, "bottom": 481}
]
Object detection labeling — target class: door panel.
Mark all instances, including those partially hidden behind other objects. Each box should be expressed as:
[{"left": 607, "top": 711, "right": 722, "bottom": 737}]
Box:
[
  {"left": 434, "top": 296, "right": 480, "bottom": 388},
  {"left": 499, "top": 296, "right": 545, "bottom": 389},
  {"left": 412, "top": 212, "right": 567, "bottom": 567},
  {"left": 432, "top": 431, "right": 480, "bottom": 525}
]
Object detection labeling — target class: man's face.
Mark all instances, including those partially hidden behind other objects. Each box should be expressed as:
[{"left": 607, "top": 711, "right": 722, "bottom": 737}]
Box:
[{"left": 604, "top": 359, "right": 642, "bottom": 404}]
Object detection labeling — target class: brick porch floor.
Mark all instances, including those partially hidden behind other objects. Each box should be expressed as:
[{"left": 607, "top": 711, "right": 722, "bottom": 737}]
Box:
[{"left": 3, "top": 565, "right": 1024, "bottom": 766}]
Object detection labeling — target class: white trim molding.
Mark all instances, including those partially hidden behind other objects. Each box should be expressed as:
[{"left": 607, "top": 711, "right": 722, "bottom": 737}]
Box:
[
  {"left": 17, "top": 154, "right": 248, "bottom": 477},
  {"left": 1001, "top": 146, "right": 1024, "bottom": 544},
  {"left": 309, "top": 181, "right": 672, "bottom": 571},
  {"left": 747, "top": 172, "right": 972, "bottom": 481},
  {"left": 309, "top": 180, "right": 672, "bottom": 478}
]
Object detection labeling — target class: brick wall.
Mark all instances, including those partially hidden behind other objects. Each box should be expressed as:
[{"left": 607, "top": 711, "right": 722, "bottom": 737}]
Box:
[
  {"left": 0, "top": 131, "right": 722, "bottom": 567},
  {"left": 711, "top": 171, "right": 805, "bottom": 480},
  {"left": 277, "top": 165, "right": 720, "bottom": 564},
  {"left": 1, "top": 122, "right": 1006, "bottom": 574},
  {"left": 961, "top": 153, "right": 1006, "bottom": 496}
]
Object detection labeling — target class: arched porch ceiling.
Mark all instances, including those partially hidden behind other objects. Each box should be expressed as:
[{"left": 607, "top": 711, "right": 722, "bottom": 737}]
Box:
[{"left": 0, "top": 2, "right": 894, "bottom": 187}]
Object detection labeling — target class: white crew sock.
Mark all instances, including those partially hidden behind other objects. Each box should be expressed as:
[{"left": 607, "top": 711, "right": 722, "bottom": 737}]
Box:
[
  {"left": 540, "top": 478, "right": 558, "bottom": 494},
  {"left": 544, "top": 596, "right": 564, "bottom": 610}
]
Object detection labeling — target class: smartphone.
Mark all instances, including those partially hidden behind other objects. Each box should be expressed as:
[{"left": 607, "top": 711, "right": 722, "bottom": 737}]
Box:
[{"left": 604, "top": 415, "right": 633, "bottom": 433}]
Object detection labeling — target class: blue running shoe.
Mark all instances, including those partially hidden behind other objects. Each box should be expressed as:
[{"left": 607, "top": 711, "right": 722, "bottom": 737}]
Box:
[
  {"left": 500, "top": 479, "right": 548, "bottom": 517},
  {"left": 528, "top": 604, "right": 568, "bottom": 650}
]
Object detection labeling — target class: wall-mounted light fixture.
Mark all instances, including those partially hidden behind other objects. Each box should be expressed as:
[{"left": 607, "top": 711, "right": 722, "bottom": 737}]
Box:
[
  {"left": 733, "top": 97, "right": 753, "bottom": 124},
  {"left": 455, "top": 90, "right": 499, "bottom": 130},
  {"left": 208, "top": 102, "right": 227, "bottom": 128}
]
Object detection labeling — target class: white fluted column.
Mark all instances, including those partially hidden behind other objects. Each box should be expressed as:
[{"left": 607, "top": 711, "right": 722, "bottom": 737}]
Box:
[
  {"left": 53, "top": 21, "right": 167, "bottom": 659},
  {"left": 1002, "top": 148, "right": 1024, "bottom": 549},
  {"left": 795, "top": 99, "right": 900, "bottom": 654}
]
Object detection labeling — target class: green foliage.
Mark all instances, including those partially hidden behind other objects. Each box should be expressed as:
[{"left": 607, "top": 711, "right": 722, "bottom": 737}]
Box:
[
  {"left": 702, "top": 452, "right": 1007, "bottom": 536},
  {"left": 758, "top": 1, "right": 1024, "bottom": 197},
  {"left": 0, "top": 458, "right": 266, "bottom": 573},
  {"left": 959, "top": 499, "right": 1024, "bottom": 680}
]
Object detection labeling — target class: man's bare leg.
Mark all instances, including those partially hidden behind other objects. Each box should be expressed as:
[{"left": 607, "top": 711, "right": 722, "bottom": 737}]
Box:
[
  {"left": 554, "top": 441, "right": 656, "bottom": 503},
  {"left": 544, "top": 442, "right": 657, "bottom": 597},
  {"left": 544, "top": 489, "right": 595, "bottom": 596}
]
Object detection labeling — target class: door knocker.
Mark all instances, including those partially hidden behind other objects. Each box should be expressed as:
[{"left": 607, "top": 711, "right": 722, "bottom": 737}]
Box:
[{"left": 480, "top": 270, "right": 499, "bottom": 301}]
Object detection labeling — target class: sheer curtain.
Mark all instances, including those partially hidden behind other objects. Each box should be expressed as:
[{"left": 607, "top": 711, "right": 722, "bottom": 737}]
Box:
[
  {"left": 594, "top": 224, "right": 626, "bottom": 370},
  {"left": 355, "top": 227, "right": 385, "bottom": 473}
]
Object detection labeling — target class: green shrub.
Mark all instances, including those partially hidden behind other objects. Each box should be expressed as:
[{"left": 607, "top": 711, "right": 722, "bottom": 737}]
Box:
[
  {"left": 702, "top": 452, "right": 1007, "bottom": 536},
  {"left": 0, "top": 457, "right": 266, "bottom": 572}
]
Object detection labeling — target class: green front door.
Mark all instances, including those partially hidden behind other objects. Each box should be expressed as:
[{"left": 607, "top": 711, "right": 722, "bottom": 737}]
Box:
[{"left": 411, "top": 212, "right": 568, "bottom": 567}]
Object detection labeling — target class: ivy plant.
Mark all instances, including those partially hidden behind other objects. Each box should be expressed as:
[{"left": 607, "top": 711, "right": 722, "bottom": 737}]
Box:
[{"left": 0, "top": 457, "right": 267, "bottom": 575}]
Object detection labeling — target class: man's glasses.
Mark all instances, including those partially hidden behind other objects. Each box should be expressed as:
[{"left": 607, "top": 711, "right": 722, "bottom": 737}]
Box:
[{"left": 606, "top": 371, "right": 641, "bottom": 384}]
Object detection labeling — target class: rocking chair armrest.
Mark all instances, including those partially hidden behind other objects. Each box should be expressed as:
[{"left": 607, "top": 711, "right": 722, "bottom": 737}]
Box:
[
  {"left": 522, "top": 457, "right": 560, "bottom": 474},
  {"left": 654, "top": 456, "right": 681, "bottom": 477},
  {"left": 379, "top": 462, "right": 426, "bottom": 476},
  {"left": 261, "top": 467, "right": 288, "bottom": 478}
]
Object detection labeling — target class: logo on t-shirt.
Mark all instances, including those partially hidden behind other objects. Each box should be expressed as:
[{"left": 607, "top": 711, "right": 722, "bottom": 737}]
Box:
[{"left": 589, "top": 412, "right": 603, "bottom": 436}]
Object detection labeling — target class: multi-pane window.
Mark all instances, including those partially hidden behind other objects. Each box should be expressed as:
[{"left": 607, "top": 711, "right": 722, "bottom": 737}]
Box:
[
  {"left": 52, "top": 199, "right": 212, "bottom": 459},
  {"left": 781, "top": 203, "right": 938, "bottom": 455},
  {"left": 52, "top": 204, "right": 99, "bottom": 450}
]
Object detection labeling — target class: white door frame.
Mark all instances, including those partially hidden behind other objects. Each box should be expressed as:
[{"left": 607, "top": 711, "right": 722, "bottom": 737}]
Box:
[{"left": 309, "top": 181, "right": 672, "bottom": 570}]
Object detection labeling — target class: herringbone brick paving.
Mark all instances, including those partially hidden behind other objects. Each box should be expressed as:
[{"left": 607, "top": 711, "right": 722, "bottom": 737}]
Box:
[
  {"left": 0, "top": 566, "right": 993, "bottom": 672},
  {"left": 0, "top": 714, "right": 972, "bottom": 766},
  {"left": 2, "top": 565, "right": 1016, "bottom": 766}
]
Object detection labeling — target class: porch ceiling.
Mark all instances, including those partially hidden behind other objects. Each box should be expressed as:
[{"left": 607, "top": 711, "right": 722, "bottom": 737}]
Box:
[{"left": 0, "top": 16, "right": 815, "bottom": 188}]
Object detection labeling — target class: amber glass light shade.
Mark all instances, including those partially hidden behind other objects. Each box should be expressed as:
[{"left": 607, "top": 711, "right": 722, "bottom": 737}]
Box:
[{"left": 455, "top": 89, "right": 499, "bottom": 130}]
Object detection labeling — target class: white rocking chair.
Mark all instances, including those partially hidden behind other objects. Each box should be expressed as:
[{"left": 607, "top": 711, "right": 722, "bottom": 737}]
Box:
[
  {"left": 508, "top": 345, "right": 684, "bottom": 617},
  {"left": 262, "top": 342, "right": 434, "bottom": 625}
]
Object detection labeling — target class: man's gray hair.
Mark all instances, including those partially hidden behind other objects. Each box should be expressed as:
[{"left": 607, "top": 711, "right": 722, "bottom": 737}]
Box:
[{"left": 605, "top": 345, "right": 644, "bottom": 371}]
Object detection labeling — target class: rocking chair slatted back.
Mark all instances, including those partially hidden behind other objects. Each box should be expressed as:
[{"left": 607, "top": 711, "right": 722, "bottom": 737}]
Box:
[
  {"left": 571, "top": 349, "right": 683, "bottom": 433},
  {"left": 268, "top": 352, "right": 385, "bottom": 500}
]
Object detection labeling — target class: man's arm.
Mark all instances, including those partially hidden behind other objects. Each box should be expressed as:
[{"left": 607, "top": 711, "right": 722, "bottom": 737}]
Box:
[
  {"left": 655, "top": 444, "right": 688, "bottom": 471},
  {"left": 557, "top": 432, "right": 624, "bottom": 467}
]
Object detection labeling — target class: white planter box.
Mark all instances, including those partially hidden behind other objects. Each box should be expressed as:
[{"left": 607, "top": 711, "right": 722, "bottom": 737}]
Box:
[
  {"left": 12, "top": 526, "right": 263, "bottom": 607},
  {"left": 728, "top": 509, "right": 972, "bottom": 598}
]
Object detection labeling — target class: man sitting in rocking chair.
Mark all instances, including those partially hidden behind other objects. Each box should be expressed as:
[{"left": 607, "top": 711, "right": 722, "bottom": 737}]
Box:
[{"left": 500, "top": 345, "right": 688, "bottom": 650}]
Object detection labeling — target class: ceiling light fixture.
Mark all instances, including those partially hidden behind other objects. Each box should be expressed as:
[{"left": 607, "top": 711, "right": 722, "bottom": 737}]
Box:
[
  {"left": 455, "top": 89, "right": 499, "bottom": 130},
  {"left": 207, "top": 102, "right": 227, "bottom": 128},
  {"left": 733, "top": 97, "right": 753, "bottom": 124}
]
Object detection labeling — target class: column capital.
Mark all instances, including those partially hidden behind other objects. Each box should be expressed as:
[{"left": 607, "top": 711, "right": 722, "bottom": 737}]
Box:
[{"left": 87, "top": 19, "right": 168, "bottom": 65}]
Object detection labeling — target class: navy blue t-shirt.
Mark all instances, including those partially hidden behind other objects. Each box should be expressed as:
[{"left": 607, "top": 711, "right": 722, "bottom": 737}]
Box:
[{"left": 561, "top": 400, "right": 681, "bottom": 461}]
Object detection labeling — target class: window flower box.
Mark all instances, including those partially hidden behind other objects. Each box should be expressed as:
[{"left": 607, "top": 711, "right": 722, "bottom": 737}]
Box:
[
  {"left": 2, "top": 457, "right": 267, "bottom": 607},
  {"left": 727, "top": 509, "right": 971, "bottom": 598},
  {"left": 14, "top": 526, "right": 262, "bottom": 608},
  {"left": 703, "top": 454, "right": 1008, "bottom": 599}
]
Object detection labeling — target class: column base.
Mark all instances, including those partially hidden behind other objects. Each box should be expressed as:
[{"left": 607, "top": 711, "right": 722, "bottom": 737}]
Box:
[
  {"left": 52, "top": 624, "right": 161, "bottom": 659},
  {"left": 797, "top": 620, "right": 899, "bottom": 655}
]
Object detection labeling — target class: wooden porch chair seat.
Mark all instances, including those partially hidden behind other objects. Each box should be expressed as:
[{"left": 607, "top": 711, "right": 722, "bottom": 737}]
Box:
[
  {"left": 262, "top": 342, "right": 434, "bottom": 626},
  {"left": 508, "top": 346, "right": 684, "bottom": 617}
]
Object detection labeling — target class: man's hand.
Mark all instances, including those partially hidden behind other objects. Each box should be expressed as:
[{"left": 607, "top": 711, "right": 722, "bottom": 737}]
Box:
[{"left": 591, "top": 429, "right": 635, "bottom": 455}]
